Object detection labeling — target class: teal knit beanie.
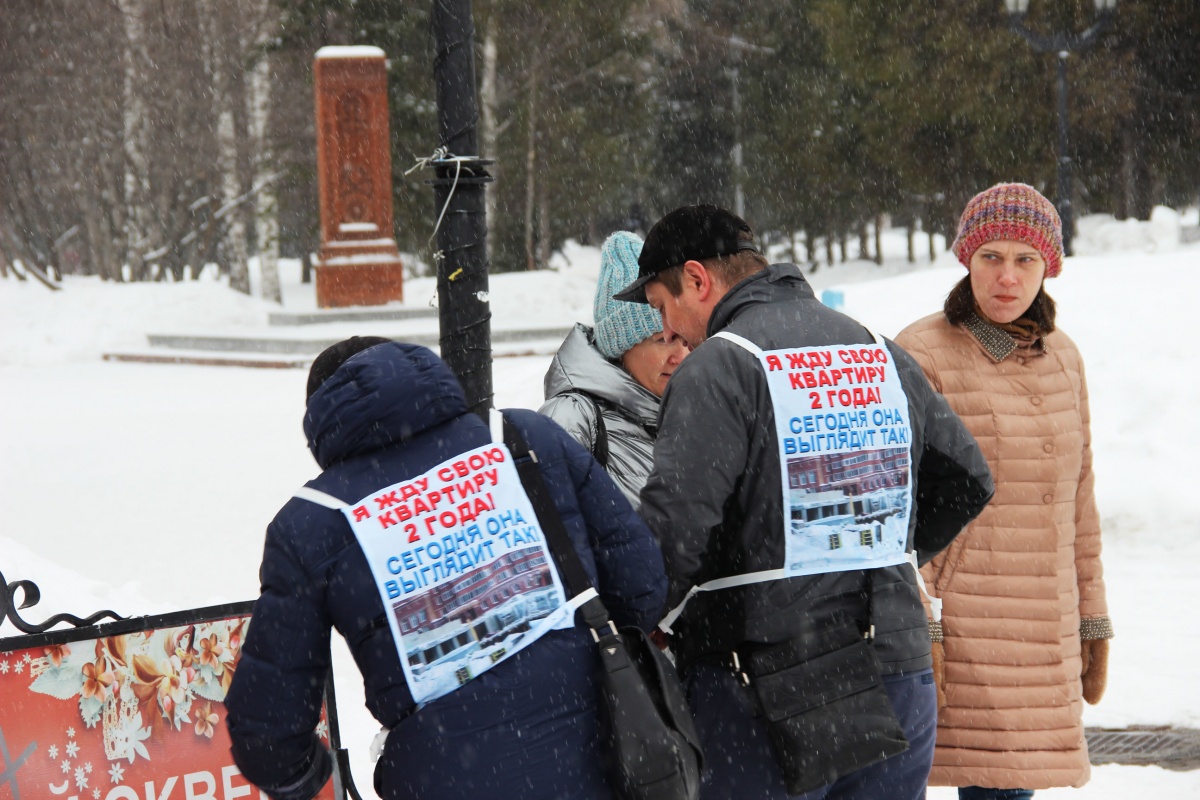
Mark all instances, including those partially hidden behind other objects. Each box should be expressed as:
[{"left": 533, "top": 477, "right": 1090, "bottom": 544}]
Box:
[{"left": 594, "top": 231, "right": 662, "bottom": 360}]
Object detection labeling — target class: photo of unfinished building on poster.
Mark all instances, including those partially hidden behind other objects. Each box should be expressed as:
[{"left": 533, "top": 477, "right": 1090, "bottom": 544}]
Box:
[{"left": 785, "top": 446, "right": 911, "bottom": 572}]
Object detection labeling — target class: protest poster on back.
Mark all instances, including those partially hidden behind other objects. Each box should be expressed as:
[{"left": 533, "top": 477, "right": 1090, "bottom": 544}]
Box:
[
  {"left": 342, "top": 441, "right": 571, "bottom": 705},
  {"left": 755, "top": 339, "right": 915, "bottom": 576}
]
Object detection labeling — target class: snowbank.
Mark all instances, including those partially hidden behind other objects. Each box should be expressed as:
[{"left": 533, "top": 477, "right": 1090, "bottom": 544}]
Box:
[{"left": 1073, "top": 206, "right": 1188, "bottom": 256}]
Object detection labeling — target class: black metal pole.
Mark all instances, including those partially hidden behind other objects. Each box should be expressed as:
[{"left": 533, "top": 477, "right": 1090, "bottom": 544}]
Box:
[
  {"left": 1055, "top": 51, "right": 1074, "bottom": 256},
  {"left": 430, "top": 0, "right": 493, "bottom": 418}
]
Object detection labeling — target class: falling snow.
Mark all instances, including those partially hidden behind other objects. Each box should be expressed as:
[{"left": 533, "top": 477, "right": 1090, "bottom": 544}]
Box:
[{"left": 4, "top": 230, "right": 1200, "bottom": 799}]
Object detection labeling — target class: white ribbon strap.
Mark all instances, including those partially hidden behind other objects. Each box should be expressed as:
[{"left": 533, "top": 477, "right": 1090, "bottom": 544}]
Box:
[
  {"left": 489, "top": 406, "right": 504, "bottom": 444},
  {"left": 717, "top": 329, "right": 883, "bottom": 351},
  {"left": 906, "top": 551, "right": 942, "bottom": 623},
  {"left": 293, "top": 486, "right": 346, "bottom": 510},
  {"left": 368, "top": 726, "right": 390, "bottom": 764},
  {"left": 658, "top": 568, "right": 788, "bottom": 634},
  {"left": 565, "top": 586, "right": 599, "bottom": 614},
  {"left": 711, "top": 330, "right": 763, "bottom": 355}
]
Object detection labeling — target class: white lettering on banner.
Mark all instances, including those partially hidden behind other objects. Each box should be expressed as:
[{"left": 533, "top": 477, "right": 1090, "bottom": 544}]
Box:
[
  {"left": 221, "top": 766, "right": 253, "bottom": 800},
  {"left": 146, "top": 778, "right": 178, "bottom": 800},
  {"left": 755, "top": 337, "right": 914, "bottom": 576},
  {"left": 94, "top": 770, "right": 269, "bottom": 800},
  {"left": 185, "top": 771, "right": 217, "bottom": 800},
  {"left": 343, "top": 442, "right": 571, "bottom": 705}
]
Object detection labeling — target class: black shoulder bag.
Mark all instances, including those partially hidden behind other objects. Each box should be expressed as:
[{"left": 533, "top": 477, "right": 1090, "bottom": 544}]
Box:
[{"left": 502, "top": 413, "right": 702, "bottom": 800}]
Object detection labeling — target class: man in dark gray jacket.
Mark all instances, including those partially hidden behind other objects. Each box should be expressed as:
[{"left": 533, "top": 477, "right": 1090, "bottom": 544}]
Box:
[{"left": 615, "top": 205, "right": 994, "bottom": 800}]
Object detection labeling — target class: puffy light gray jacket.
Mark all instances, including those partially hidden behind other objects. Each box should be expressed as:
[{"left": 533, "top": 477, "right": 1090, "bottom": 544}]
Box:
[{"left": 539, "top": 323, "right": 659, "bottom": 509}]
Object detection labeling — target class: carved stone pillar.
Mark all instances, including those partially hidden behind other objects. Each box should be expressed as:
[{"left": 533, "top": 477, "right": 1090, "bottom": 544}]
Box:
[{"left": 313, "top": 46, "right": 404, "bottom": 307}]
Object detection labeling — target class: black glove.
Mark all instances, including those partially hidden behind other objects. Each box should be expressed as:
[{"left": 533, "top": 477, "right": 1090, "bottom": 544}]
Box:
[{"left": 267, "top": 743, "right": 333, "bottom": 800}]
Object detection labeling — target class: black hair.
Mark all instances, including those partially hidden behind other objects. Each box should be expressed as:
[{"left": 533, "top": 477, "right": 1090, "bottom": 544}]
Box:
[
  {"left": 306, "top": 336, "right": 393, "bottom": 399},
  {"left": 944, "top": 276, "right": 1056, "bottom": 332}
]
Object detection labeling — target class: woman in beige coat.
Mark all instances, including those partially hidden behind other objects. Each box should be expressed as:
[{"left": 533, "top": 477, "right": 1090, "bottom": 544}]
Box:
[{"left": 895, "top": 183, "right": 1112, "bottom": 800}]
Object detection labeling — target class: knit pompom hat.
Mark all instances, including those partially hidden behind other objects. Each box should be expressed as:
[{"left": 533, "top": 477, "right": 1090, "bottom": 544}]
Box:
[
  {"left": 594, "top": 231, "right": 662, "bottom": 359},
  {"left": 952, "top": 183, "right": 1064, "bottom": 278}
]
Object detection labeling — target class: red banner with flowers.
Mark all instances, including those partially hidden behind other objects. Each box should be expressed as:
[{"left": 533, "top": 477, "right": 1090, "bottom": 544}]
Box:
[{"left": 0, "top": 606, "right": 339, "bottom": 800}]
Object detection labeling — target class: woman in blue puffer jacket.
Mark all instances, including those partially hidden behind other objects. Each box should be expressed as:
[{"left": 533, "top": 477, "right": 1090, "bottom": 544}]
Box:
[{"left": 226, "top": 337, "right": 667, "bottom": 800}]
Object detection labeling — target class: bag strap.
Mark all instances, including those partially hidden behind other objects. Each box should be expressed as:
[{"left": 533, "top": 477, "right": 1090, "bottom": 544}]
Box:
[
  {"left": 584, "top": 395, "right": 610, "bottom": 469},
  {"left": 494, "top": 409, "right": 613, "bottom": 634}
]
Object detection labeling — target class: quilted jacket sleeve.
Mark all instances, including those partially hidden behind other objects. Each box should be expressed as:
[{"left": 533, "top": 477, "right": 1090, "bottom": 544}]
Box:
[
  {"left": 538, "top": 392, "right": 601, "bottom": 456},
  {"left": 518, "top": 409, "right": 667, "bottom": 631},
  {"left": 890, "top": 338, "right": 994, "bottom": 566},
  {"left": 640, "top": 344, "right": 754, "bottom": 609},
  {"left": 893, "top": 330, "right": 942, "bottom": 394},
  {"left": 225, "top": 510, "right": 334, "bottom": 800},
  {"left": 1073, "top": 358, "right": 1109, "bottom": 624}
]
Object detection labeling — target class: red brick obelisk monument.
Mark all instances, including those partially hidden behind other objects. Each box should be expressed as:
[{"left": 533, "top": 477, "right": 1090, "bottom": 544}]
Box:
[{"left": 313, "top": 46, "right": 404, "bottom": 307}]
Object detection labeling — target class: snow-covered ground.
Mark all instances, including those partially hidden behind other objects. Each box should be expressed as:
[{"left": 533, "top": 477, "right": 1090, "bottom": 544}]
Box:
[{"left": 2, "top": 210, "right": 1198, "bottom": 797}]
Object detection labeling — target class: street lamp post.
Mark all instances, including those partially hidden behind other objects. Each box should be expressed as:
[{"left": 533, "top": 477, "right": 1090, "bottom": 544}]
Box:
[{"left": 1003, "top": 0, "right": 1116, "bottom": 256}]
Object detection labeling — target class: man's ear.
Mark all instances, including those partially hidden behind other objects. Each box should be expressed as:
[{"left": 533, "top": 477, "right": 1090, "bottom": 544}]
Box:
[{"left": 681, "top": 260, "right": 715, "bottom": 300}]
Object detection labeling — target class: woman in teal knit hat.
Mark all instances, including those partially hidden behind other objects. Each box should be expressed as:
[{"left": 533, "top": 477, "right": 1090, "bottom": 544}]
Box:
[{"left": 540, "top": 231, "right": 689, "bottom": 508}]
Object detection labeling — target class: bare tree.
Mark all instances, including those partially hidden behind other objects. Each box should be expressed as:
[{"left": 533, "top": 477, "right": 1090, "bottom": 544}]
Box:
[{"left": 248, "top": 0, "right": 283, "bottom": 303}]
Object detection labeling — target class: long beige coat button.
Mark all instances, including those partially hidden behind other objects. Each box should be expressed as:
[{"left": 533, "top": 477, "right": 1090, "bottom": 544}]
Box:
[
  {"left": 1043, "top": 494, "right": 1054, "bottom": 504},
  {"left": 1031, "top": 396, "right": 1043, "bottom": 406},
  {"left": 1044, "top": 443, "right": 1054, "bottom": 453}
]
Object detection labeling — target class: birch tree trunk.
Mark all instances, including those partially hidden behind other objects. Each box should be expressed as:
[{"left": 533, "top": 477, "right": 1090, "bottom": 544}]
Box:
[
  {"left": 207, "top": 0, "right": 250, "bottom": 294},
  {"left": 524, "top": 51, "right": 539, "bottom": 271},
  {"left": 537, "top": 160, "right": 550, "bottom": 269},
  {"left": 874, "top": 213, "right": 883, "bottom": 266},
  {"left": 249, "top": 0, "right": 281, "bottom": 303},
  {"left": 119, "top": 0, "right": 152, "bottom": 282}
]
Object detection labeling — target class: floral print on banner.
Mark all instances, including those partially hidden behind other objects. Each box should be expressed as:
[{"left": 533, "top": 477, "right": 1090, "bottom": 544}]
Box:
[
  {"left": 21, "top": 618, "right": 247, "bottom": 763},
  {"left": 0, "top": 613, "right": 336, "bottom": 800}
]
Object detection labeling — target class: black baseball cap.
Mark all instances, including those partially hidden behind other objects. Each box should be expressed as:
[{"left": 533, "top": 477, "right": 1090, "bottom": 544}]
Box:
[{"left": 613, "top": 204, "right": 759, "bottom": 303}]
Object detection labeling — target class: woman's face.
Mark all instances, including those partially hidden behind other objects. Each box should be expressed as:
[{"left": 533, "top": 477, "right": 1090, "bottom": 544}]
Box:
[
  {"left": 621, "top": 332, "right": 690, "bottom": 397},
  {"left": 968, "top": 239, "right": 1047, "bottom": 324}
]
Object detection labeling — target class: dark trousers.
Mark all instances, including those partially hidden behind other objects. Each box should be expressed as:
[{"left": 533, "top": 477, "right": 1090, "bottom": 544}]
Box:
[
  {"left": 959, "top": 789, "right": 1034, "bottom": 800},
  {"left": 687, "top": 663, "right": 937, "bottom": 800}
]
